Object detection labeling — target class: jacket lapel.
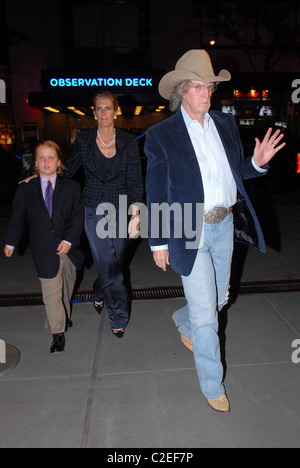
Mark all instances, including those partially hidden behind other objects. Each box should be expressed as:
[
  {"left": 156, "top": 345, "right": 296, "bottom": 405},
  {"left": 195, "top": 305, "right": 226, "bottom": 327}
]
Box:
[
  {"left": 33, "top": 176, "right": 50, "bottom": 217},
  {"left": 209, "top": 111, "right": 240, "bottom": 180},
  {"left": 88, "top": 128, "right": 101, "bottom": 177},
  {"left": 109, "top": 128, "right": 123, "bottom": 180},
  {"left": 168, "top": 110, "right": 202, "bottom": 184},
  {"left": 51, "top": 175, "right": 64, "bottom": 219},
  {"left": 115, "top": 128, "right": 126, "bottom": 155}
]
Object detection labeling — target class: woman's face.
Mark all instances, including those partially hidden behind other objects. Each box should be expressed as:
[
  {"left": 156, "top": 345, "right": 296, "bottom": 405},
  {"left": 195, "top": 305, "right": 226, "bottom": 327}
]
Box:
[{"left": 93, "top": 97, "right": 117, "bottom": 128}]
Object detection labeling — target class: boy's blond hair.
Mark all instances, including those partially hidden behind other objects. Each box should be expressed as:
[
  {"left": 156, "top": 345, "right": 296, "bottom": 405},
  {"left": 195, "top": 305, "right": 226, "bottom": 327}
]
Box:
[{"left": 33, "top": 140, "right": 66, "bottom": 176}]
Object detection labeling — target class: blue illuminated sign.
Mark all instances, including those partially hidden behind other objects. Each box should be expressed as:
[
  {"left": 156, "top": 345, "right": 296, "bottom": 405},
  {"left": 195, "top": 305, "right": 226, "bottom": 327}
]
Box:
[{"left": 49, "top": 77, "right": 153, "bottom": 89}]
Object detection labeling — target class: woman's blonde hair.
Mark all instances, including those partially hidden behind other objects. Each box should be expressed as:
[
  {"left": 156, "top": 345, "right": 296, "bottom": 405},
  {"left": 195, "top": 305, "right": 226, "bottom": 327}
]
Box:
[
  {"left": 33, "top": 140, "right": 66, "bottom": 176},
  {"left": 92, "top": 90, "right": 119, "bottom": 111}
]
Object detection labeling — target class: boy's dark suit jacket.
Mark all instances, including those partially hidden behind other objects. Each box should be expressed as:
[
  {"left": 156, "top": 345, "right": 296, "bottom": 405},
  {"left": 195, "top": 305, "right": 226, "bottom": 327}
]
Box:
[
  {"left": 5, "top": 175, "right": 84, "bottom": 279},
  {"left": 145, "top": 109, "right": 268, "bottom": 277}
]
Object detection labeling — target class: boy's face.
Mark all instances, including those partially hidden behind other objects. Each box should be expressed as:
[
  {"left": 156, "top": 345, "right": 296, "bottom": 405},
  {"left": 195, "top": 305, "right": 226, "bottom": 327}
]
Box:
[{"left": 35, "top": 145, "right": 61, "bottom": 179}]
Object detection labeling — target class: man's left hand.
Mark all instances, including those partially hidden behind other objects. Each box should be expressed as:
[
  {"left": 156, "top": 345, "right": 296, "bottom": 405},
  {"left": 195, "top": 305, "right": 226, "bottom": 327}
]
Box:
[
  {"left": 57, "top": 241, "right": 71, "bottom": 255},
  {"left": 253, "top": 128, "right": 286, "bottom": 168}
]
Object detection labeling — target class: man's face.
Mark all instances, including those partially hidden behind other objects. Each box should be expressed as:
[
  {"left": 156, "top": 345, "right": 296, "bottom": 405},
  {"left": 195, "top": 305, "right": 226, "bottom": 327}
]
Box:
[{"left": 182, "top": 80, "right": 215, "bottom": 121}]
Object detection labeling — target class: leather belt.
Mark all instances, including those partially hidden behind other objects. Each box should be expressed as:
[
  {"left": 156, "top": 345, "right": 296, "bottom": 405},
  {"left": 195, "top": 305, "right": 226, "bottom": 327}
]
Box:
[{"left": 203, "top": 206, "right": 233, "bottom": 224}]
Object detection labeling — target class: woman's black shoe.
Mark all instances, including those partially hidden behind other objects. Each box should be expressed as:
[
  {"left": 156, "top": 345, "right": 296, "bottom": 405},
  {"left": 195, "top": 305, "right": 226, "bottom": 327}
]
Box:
[
  {"left": 112, "top": 328, "right": 125, "bottom": 339},
  {"left": 93, "top": 301, "right": 104, "bottom": 315}
]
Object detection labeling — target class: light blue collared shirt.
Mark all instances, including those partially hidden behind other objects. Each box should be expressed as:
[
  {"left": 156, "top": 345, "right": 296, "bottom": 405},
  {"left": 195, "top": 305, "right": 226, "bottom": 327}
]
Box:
[{"left": 181, "top": 105, "right": 238, "bottom": 211}]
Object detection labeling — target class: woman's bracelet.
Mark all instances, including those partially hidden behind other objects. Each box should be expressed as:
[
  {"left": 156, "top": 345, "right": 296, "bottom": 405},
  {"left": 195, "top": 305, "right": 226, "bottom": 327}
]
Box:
[{"left": 131, "top": 216, "right": 140, "bottom": 222}]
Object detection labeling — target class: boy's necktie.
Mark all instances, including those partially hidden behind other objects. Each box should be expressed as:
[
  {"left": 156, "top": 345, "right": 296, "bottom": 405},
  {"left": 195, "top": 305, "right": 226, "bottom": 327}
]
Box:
[{"left": 45, "top": 180, "right": 53, "bottom": 217}]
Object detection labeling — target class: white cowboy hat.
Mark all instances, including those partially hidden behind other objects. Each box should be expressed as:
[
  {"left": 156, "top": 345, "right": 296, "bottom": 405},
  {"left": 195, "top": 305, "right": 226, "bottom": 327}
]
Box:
[{"left": 159, "top": 49, "right": 231, "bottom": 100}]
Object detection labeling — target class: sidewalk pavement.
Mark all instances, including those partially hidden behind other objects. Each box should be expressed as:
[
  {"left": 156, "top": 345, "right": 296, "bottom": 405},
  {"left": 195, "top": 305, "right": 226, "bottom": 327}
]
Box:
[{"left": 0, "top": 193, "right": 299, "bottom": 448}]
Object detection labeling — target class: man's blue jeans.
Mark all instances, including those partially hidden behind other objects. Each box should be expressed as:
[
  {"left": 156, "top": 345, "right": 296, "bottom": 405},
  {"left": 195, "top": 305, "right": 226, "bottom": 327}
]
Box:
[{"left": 173, "top": 213, "right": 234, "bottom": 399}]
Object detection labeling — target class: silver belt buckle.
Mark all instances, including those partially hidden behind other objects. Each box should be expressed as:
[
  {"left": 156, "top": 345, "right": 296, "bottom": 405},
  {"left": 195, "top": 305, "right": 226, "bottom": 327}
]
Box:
[{"left": 203, "top": 207, "right": 229, "bottom": 224}]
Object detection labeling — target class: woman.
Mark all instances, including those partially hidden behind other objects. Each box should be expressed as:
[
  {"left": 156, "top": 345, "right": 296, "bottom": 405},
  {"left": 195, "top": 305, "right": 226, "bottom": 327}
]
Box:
[{"left": 65, "top": 91, "right": 144, "bottom": 338}]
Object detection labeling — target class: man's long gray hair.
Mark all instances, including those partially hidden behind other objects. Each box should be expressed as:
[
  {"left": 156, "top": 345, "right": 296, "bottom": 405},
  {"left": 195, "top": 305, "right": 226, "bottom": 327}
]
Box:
[{"left": 169, "top": 80, "right": 192, "bottom": 112}]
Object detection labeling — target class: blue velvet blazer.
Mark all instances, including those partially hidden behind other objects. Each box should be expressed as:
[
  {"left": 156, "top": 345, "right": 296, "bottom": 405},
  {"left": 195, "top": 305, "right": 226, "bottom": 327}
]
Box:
[{"left": 145, "top": 109, "right": 267, "bottom": 276}]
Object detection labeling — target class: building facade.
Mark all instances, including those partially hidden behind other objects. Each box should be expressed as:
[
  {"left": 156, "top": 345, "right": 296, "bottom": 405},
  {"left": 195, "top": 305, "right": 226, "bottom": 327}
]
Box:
[{"left": 1, "top": 0, "right": 300, "bottom": 156}]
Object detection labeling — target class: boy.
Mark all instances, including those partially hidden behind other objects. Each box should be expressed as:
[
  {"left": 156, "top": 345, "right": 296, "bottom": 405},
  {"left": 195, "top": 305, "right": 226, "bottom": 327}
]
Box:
[{"left": 4, "top": 140, "right": 84, "bottom": 353}]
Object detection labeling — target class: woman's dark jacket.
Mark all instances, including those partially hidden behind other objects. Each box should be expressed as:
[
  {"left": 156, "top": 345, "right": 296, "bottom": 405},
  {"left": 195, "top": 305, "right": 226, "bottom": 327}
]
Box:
[{"left": 65, "top": 127, "right": 144, "bottom": 209}]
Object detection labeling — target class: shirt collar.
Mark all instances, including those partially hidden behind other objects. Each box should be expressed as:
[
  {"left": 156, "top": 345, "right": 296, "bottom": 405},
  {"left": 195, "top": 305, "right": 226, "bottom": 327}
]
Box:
[
  {"left": 40, "top": 174, "right": 57, "bottom": 188},
  {"left": 181, "top": 105, "right": 210, "bottom": 129}
]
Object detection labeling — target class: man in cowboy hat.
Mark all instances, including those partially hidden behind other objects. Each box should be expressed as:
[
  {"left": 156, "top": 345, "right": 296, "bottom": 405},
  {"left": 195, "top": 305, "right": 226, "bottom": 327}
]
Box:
[{"left": 145, "top": 50, "right": 285, "bottom": 413}]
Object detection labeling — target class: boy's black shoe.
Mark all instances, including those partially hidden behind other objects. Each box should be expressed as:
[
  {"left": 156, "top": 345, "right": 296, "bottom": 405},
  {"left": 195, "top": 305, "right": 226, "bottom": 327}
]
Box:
[{"left": 50, "top": 333, "right": 65, "bottom": 354}]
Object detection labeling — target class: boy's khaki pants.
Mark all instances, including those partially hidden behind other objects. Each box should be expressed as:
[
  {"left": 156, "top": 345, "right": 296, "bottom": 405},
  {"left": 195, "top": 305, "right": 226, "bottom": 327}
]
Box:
[{"left": 39, "top": 254, "right": 76, "bottom": 335}]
